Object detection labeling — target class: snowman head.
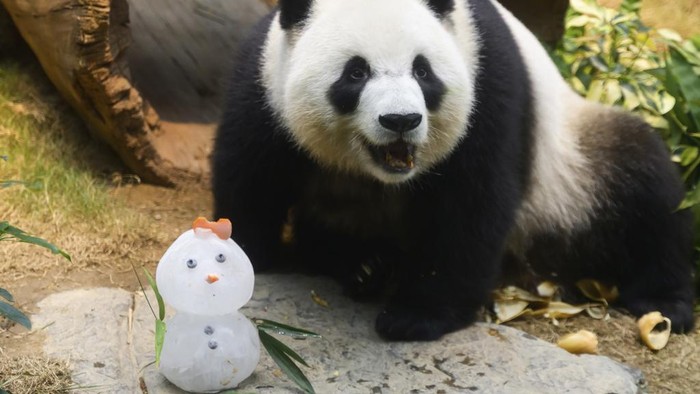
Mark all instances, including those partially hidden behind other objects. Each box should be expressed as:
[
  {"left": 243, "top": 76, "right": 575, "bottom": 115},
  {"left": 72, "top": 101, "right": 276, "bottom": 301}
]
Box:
[{"left": 156, "top": 218, "right": 255, "bottom": 315}]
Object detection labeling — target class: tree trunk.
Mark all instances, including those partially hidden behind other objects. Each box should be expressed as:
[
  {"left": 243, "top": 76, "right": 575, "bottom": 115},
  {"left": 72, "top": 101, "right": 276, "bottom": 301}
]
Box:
[{"left": 1, "top": 0, "right": 268, "bottom": 185}]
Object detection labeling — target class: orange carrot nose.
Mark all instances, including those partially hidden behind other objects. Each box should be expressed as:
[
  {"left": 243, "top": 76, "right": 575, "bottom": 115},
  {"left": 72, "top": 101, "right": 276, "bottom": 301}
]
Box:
[{"left": 206, "top": 274, "right": 219, "bottom": 284}]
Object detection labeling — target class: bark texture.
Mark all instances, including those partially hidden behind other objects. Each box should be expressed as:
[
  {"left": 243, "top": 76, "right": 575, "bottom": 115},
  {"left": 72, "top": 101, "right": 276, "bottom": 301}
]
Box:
[{"left": 1, "top": 0, "right": 268, "bottom": 185}]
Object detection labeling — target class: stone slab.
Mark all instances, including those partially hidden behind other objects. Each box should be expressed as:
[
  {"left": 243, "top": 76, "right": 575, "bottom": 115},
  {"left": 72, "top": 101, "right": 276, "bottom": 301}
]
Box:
[{"left": 33, "top": 274, "right": 645, "bottom": 393}]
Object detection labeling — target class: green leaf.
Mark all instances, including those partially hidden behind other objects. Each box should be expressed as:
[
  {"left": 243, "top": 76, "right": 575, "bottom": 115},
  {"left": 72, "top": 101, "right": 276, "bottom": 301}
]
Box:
[
  {"left": 679, "top": 186, "right": 700, "bottom": 210},
  {"left": 567, "top": 15, "right": 593, "bottom": 28},
  {"left": 259, "top": 330, "right": 315, "bottom": 394},
  {"left": 604, "top": 79, "right": 622, "bottom": 105},
  {"left": 0, "top": 222, "right": 70, "bottom": 261},
  {"left": 589, "top": 55, "right": 609, "bottom": 73},
  {"left": 669, "top": 47, "right": 700, "bottom": 130},
  {"left": 569, "top": 0, "right": 604, "bottom": 18},
  {"left": 0, "top": 288, "right": 13, "bottom": 303},
  {"left": 657, "top": 28, "right": 683, "bottom": 43},
  {"left": 657, "top": 91, "right": 677, "bottom": 115},
  {"left": 155, "top": 319, "right": 166, "bottom": 367},
  {"left": 678, "top": 146, "right": 699, "bottom": 167},
  {"left": 0, "top": 300, "right": 31, "bottom": 329},
  {"left": 143, "top": 269, "right": 165, "bottom": 321},
  {"left": 259, "top": 329, "right": 310, "bottom": 367},
  {"left": 620, "top": 82, "right": 641, "bottom": 109},
  {"left": 254, "top": 319, "right": 322, "bottom": 339},
  {"left": 587, "top": 79, "right": 605, "bottom": 102}
]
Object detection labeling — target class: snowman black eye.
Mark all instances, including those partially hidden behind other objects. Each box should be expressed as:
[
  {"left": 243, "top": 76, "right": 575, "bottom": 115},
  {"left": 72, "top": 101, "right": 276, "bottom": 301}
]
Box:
[
  {"left": 204, "top": 326, "right": 214, "bottom": 335},
  {"left": 186, "top": 259, "right": 197, "bottom": 269},
  {"left": 215, "top": 253, "right": 226, "bottom": 263},
  {"left": 208, "top": 339, "right": 218, "bottom": 349}
]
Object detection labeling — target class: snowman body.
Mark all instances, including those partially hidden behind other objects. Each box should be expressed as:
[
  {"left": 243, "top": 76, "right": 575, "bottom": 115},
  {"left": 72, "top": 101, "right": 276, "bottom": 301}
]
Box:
[{"left": 156, "top": 220, "right": 260, "bottom": 393}]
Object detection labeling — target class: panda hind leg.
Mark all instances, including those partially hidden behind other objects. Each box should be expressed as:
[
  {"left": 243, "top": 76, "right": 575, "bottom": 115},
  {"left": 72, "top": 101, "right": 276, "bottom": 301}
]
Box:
[{"left": 531, "top": 123, "right": 695, "bottom": 332}]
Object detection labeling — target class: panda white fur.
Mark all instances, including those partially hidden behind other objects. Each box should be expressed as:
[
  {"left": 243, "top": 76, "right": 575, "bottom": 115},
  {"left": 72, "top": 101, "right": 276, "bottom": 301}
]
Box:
[{"left": 213, "top": 0, "right": 695, "bottom": 340}]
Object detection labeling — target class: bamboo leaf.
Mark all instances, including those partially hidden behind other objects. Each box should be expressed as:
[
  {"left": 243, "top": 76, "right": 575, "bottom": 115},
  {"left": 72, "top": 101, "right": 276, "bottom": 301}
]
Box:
[
  {"left": 0, "top": 288, "right": 13, "bottom": 303},
  {"left": 259, "top": 330, "right": 315, "bottom": 393},
  {"left": 259, "top": 329, "right": 310, "bottom": 367},
  {"left": 155, "top": 320, "right": 166, "bottom": 367},
  {"left": 0, "top": 222, "right": 70, "bottom": 260},
  {"left": 254, "top": 319, "right": 321, "bottom": 339},
  {"left": 0, "top": 300, "right": 31, "bottom": 330},
  {"left": 143, "top": 269, "right": 165, "bottom": 321}
]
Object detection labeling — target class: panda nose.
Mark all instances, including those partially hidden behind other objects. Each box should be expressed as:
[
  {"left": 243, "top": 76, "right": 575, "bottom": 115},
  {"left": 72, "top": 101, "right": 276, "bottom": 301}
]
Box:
[{"left": 378, "top": 113, "right": 423, "bottom": 134}]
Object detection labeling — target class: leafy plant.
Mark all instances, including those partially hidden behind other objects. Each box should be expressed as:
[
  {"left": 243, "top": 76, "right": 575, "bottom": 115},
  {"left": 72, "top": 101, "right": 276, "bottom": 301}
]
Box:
[
  {"left": 139, "top": 268, "right": 320, "bottom": 394},
  {"left": 551, "top": 0, "right": 700, "bottom": 288},
  {"left": 0, "top": 221, "right": 71, "bottom": 329}
]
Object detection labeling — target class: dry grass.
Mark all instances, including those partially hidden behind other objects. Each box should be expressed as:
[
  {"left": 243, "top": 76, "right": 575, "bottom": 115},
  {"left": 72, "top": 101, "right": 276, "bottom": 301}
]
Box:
[
  {"left": 508, "top": 311, "right": 700, "bottom": 393},
  {"left": 0, "top": 349, "right": 72, "bottom": 393}
]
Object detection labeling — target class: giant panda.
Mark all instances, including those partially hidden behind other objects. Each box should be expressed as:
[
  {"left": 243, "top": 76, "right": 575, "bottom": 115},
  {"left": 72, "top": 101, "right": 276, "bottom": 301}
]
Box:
[{"left": 212, "top": 0, "right": 695, "bottom": 341}]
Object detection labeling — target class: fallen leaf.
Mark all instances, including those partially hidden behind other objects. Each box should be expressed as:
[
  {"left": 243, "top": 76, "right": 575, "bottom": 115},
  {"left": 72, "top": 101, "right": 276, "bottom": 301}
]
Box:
[
  {"left": 638, "top": 311, "right": 671, "bottom": 350},
  {"left": 557, "top": 330, "right": 599, "bottom": 355}
]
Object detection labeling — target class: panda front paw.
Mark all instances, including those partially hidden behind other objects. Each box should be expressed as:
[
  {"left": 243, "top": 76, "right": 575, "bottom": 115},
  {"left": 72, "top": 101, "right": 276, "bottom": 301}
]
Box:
[
  {"left": 343, "top": 256, "right": 392, "bottom": 302},
  {"left": 375, "top": 304, "right": 476, "bottom": 341},
  {"left": 624, "top": 298, "right": 695, "bottom": 333}
]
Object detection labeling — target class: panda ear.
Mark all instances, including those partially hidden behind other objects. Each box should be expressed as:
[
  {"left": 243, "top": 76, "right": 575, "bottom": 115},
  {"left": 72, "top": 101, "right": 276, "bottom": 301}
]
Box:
[
  {"left": 425, "top": 0, "right": 455, "bottom": 17},
  {"left": 278, "top": 0, "right": 313, "bottom": 30}
]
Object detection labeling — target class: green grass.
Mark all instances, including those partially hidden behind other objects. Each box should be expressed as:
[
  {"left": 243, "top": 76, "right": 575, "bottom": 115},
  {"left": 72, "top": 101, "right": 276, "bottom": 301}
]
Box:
[{"left": 0, "top": 59, "right": 122, "bottom": 224}]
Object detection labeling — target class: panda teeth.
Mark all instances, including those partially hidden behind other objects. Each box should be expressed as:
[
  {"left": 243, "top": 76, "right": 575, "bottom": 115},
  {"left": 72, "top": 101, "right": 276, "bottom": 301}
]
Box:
[{"left": 385, "top": 152, "right": 415, "bottom": 169}]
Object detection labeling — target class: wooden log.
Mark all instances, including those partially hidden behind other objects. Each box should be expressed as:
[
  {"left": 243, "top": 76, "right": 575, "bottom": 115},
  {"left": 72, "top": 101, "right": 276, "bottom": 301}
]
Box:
[{"left": 1, "top": 0, "right": 268, "bottom": 185}]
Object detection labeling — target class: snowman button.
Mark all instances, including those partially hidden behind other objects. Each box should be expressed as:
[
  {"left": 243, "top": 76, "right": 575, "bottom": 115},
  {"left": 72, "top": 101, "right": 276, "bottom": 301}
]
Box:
[
  {"left": 204, "top": 326, "right": 214, "bottom": 335},
  {"left": 208, "top": 339, "right": 218, "bottom": 349}
]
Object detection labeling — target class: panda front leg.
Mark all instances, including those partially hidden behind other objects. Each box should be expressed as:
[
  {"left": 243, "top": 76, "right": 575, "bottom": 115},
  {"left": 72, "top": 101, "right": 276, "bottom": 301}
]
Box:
[
  {"left": 212, "top": 129, "right": 306, "bottom": 271},
  {"left": 293, "top": 214, "right": 395, "bottom": 301},
  {"left": 375, "top": 192, "right": 514, "bottom": 341}
]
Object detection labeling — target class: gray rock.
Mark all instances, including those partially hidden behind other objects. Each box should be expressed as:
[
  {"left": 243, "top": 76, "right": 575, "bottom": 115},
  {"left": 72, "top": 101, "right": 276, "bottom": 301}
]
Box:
[
  {"left": 33, "top": 288, "right": 139, "bottom": 393},
  {"left": 33, "top": 274, "right": 645, "bottom": 394}
]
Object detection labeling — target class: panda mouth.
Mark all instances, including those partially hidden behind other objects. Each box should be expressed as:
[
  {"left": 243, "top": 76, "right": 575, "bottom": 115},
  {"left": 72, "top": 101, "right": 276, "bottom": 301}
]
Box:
[{"left": 367, "top": 140, "right": 416, "bottom": 173}]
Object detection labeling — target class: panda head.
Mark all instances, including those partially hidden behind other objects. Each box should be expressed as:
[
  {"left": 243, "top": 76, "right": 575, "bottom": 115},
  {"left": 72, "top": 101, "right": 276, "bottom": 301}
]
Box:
[{"left": 263, "top": 0, "right": 480, "bottom": 184}]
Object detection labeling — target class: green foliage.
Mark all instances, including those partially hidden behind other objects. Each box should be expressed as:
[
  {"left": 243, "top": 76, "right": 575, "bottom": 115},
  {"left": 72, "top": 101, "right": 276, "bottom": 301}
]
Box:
[
  {"left": 142, "top": 268, "right": 166, "bottom": 367},
  {"left": 0, "top": 221, "right": 70, "bottom": 329},
  {"left": 552, "top": 0, "right": 700, "bottom": 288},
  {"left": 258, "top": 330, "right": 315, "bottom": 394},
  {"left": 0, "top": 221, "right": 71, "bottom": 261},
  {"left": 0, "top": 286, "right": 30, "bottom": 330}
]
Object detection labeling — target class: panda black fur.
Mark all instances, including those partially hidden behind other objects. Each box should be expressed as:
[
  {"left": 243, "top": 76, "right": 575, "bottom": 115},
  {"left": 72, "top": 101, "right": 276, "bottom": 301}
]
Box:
[{"left": 213, "top": 0, "right": 695, "bottom": 340}]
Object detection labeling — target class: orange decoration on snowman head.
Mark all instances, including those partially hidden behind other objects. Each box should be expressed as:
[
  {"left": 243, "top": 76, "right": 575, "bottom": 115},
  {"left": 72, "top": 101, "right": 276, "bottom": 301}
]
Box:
[{"left": 192, "top": 217, "right": 232, "bottom": 240}]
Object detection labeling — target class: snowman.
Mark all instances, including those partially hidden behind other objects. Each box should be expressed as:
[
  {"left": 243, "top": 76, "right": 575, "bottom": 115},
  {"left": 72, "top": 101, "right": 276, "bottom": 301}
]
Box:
[{"left": 156, "top": 217, "right": 260, "bottom": 393}]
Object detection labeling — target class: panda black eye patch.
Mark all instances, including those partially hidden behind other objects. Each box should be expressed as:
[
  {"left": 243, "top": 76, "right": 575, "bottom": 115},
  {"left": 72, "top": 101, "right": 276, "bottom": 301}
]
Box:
[
  {"left": 328, "top": 56, "right": 370, "bottom": 115},
  {"left": 413, "top": 55, "right": 445, "bottom": 111}
]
